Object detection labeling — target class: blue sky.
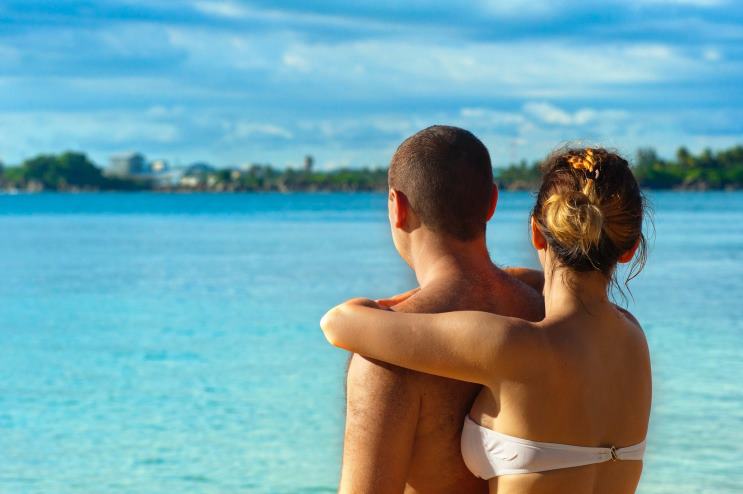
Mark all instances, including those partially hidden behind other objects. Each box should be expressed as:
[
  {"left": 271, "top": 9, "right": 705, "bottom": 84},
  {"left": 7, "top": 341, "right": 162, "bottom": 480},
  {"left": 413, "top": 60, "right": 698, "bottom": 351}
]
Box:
[{"left": 1, "top": 0, "right": 742, "bottom": 169}]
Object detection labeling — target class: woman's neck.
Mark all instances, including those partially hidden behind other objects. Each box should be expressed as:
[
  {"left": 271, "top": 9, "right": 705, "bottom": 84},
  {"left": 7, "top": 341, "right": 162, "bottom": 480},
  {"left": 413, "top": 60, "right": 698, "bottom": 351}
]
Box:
[{"left": 543, "top": 264, "right": 612, "bottom": 319}]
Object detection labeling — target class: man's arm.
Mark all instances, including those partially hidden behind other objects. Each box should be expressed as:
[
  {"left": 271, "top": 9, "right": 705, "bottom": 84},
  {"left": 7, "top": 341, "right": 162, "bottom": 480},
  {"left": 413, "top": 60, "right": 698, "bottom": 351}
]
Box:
[
  {"left": 505, "top": 267, "right": 545, "bottom": 294},
  {"left": 340, "top": 354, "right": 420, "bottom": 494}
]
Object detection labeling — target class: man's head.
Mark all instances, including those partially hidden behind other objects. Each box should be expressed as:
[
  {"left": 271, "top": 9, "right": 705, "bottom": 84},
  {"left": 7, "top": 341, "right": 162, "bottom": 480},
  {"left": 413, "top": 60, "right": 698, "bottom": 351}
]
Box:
[{"left": 387, "top": 125, "right": 497, "bottom": 262}]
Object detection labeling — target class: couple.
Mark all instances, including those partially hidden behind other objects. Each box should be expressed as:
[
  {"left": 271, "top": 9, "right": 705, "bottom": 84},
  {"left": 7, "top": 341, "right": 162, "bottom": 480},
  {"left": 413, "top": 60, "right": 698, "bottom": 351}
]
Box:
[{"left": 321, "top": 126, "right": 651, "bottom": 494}]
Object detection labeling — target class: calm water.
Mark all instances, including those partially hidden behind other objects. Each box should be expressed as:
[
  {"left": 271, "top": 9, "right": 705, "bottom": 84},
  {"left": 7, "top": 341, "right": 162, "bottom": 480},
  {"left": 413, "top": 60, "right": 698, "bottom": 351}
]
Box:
[{"left": 0, "top": 192, "right": 741, "bottom": 494}]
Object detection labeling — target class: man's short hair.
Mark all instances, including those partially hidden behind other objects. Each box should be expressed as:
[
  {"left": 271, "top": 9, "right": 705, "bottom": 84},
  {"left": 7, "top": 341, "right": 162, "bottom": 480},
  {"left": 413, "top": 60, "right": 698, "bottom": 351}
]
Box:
[{"left": 388, "top": 125, "right": 494, "bottom": 241}]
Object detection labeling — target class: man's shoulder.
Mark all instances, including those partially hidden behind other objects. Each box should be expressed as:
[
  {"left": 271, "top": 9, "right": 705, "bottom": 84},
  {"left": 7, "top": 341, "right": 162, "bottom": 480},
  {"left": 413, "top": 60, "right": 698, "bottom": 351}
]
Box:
[
  {"left": 492, "top": 269, "right": 546, "bottom": 321},
  {"left": 345, "top": 288, "right": 456, "bottom": 394},
  {"left": 394, "top": 272, "right": 544, "bottom": 320},
  {"left": 389, "top": 286, "right": 461, "bottom": 314}
]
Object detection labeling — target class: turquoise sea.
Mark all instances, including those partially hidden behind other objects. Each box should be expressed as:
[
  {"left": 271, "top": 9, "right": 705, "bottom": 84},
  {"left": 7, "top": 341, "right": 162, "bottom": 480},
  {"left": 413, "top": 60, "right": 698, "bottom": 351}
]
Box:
[{"left": 1, "top": 192, "right": 741, "bottom": 494}]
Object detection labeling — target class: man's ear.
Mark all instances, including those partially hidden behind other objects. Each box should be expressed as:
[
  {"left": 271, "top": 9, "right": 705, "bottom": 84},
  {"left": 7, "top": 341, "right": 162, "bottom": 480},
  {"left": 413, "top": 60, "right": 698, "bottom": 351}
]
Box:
[
  {"left": 618, "top": 237, "right": 641, "bottom": 264},
  {"left": 486, "top": 183, "right": 498, "bottom": 221},
  {"left": 389, "top": 188, "right": 409, "bottom": 229},
  {"left": 531, "top": 216, "right": 547, "bottom": 251}
]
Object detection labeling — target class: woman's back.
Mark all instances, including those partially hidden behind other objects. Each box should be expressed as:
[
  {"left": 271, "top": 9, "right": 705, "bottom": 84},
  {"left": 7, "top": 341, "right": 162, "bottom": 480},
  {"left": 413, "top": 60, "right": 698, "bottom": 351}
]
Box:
[{"left": 469, "top": 303, "right": 651, "bottom": 494}]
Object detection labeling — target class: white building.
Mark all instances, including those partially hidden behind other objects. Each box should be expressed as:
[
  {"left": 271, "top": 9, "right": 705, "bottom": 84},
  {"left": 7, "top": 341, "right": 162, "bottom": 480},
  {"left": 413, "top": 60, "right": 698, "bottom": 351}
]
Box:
[{"left": 108, "top": 152, "right": 146, "bottom": 176}]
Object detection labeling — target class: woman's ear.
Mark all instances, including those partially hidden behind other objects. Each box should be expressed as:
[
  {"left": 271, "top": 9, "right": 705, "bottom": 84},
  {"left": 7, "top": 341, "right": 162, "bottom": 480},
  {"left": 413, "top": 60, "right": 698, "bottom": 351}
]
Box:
[
  {"left": 531, "top": 216, "right": 547, "bottom": 251},
  {"left": 486, "top": 183, "right": 499, "bottom": 221},
  {"left": 389, "top": 188, "right": 409, "bottom": 229},
  {"left": 618, "top": 238, "right": 641, "bottom": 264}
]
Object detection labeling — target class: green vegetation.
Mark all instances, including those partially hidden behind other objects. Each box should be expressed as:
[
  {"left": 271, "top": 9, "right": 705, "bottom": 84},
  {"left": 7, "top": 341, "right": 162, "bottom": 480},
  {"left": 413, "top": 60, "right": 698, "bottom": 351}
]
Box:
[
  {"left": 495, "top": 145, "right": 743, "bottom": 191},
  {"left": 494, "top": 159, "right": 543, "bottom": 190},
  {"left": 0, "top": 152, "right": 388, "bottom": 192},
  {"left": 0, "top": 152, "right": 150, "bottom": 191},
  {"left": 2, "top": 145, "right": 743, "bottom": 192},
  {"left": 633, "top": 146, "right": 743, "bottom": 190},
  {"left": 200, "top": 165, "right": 388, "bottom": 192}
]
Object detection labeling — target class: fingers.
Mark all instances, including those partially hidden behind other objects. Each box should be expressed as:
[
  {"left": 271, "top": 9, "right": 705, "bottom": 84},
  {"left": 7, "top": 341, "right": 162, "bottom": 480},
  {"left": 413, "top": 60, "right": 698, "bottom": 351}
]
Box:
[
  {"left": 345, "top": 297, "right": 384, "bottom": 309},
  {"left": 376, "top": 287, "right": 420, "bottom": 308},
  {"left": 376, "top": 298, "right": 399, "bottom": 308}
]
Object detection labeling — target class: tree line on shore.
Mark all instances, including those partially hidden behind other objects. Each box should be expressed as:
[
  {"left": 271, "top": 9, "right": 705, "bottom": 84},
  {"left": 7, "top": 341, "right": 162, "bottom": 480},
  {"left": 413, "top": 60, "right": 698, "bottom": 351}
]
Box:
[
  {"left": 1, "top": 144, "right": 742, "bottom": 192},
  {"left": 496, "top": 145, "right": 743, "bottom": 191},
  {"left": 0, "top": 153, "right": 389, "bottom": 192}
]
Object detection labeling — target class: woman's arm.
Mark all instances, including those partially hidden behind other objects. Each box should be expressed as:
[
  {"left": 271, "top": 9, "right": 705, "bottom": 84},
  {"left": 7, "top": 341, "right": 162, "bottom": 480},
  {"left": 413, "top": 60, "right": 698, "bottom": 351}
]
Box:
[{"left": 320, "top": 299, "right": 532, "bottom": 385}]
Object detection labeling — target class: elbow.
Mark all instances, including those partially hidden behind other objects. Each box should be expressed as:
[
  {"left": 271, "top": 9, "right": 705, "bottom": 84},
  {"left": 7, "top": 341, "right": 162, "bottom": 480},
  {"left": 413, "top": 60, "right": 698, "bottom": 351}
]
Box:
[{"left": 320, "top": 306, "right": 344, "bottom": 348}]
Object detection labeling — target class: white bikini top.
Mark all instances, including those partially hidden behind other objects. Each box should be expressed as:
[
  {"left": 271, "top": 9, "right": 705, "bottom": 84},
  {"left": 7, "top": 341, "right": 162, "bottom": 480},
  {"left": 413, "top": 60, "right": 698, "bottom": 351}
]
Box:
[{"left": 461, "top": 416, "right": 646, "bottom": 479}]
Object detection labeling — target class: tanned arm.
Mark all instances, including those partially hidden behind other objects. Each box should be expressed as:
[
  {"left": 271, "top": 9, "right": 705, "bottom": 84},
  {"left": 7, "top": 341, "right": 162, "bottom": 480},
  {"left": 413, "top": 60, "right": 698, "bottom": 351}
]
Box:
[
  {"left": 339, "top": 289, "right": 444, "bottom": 494},
  {"left": 338, "top": 290, "right": 425, "bottom": 494},
  {"left": 505, "top": 267, "right": 545, "bottom": 294},
  {"left": 340, "top": 354, "right": 420, "bottom": 494},
  {"left": 322, "top": 300, "right": 530, "bottom": 385}
]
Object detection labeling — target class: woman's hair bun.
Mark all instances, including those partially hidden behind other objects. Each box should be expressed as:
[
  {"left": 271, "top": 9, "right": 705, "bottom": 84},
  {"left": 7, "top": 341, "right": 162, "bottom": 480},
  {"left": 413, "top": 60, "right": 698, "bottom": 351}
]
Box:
[
  {"left": 532, "top": 147, "right": 647, "bottom": 281},
  {"left": 541, "top": 188, "right": 603, "bottom": 258}
]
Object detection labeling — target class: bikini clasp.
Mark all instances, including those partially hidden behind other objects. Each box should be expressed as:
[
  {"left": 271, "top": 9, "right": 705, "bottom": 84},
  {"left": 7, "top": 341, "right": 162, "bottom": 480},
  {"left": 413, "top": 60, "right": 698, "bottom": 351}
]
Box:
[{"left": 609, "top": 446, "right": 618, "bottom": 461}]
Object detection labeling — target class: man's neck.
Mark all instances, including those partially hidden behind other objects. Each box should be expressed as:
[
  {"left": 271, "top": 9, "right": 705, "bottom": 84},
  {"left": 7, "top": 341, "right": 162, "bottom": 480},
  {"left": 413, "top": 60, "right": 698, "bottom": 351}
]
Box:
[{"left": 409, "top": 231, "right": 495, "bottom": 288}]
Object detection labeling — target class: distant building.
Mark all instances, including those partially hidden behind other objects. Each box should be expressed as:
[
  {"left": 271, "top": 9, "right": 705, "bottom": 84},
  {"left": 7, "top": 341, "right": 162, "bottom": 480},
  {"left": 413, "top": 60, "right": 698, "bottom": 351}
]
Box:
[
  {"left": 152, "top": 168, "right": 184, "bottom": 187},
  {"left": 304, "top": 155, "right": 314, "bottom": 172},
  {"left": 109, "top": 152, "right": 146, "bottom": 176},
  {"left": 179, "top": 162, "right": 216, "bottom": 188},
  {"left": 183, "top": 162, "right": 216, "bottom": 176},
  {"left": 150, "top": 159, "right": 169, "bottom": 173},
  {"left": 180, "top": 175, "right": 202, "bottom": 188}
]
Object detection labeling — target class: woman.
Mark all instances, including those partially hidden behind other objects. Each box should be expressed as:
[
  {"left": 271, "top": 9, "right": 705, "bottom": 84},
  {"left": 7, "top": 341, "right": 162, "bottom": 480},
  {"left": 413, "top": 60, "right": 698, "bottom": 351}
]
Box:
[{"left": 321, "top": 148, "right": 651, "bottom": 494}]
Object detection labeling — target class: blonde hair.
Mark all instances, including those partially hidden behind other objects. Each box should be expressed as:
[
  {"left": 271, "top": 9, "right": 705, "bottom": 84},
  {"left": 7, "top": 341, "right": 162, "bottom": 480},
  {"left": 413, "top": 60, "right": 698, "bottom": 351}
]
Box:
[{"left": 533, "top": 147, "right": 647, "bottom": 285}]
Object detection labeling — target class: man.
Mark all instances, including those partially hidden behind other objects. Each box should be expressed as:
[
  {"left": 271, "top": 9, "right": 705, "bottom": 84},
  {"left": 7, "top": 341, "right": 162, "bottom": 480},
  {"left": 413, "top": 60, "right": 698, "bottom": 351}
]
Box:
[{"left": 341, "top": 125, "right": 545, "bottom": 493}]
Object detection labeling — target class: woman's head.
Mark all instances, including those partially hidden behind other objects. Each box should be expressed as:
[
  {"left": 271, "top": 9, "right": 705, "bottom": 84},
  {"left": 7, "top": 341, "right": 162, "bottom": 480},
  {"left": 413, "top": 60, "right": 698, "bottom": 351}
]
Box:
[{"left": 531, "top": 147, "right": 647, "bottom": 285}]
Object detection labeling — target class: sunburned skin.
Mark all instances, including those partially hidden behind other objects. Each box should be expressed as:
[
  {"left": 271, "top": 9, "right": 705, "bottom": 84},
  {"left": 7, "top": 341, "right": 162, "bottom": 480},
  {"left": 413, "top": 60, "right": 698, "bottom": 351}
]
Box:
[{"left": 341, "top": 265, "right": 544, "bottom": 494}]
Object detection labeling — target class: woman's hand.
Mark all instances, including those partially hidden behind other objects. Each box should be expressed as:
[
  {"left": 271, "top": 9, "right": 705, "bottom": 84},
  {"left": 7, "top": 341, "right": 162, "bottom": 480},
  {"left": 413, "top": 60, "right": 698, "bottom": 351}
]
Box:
[
  {"left": 376, "top": 287, "right": 420, "bottom": 309},
  {"left": 344, "top": 297, "right": 385, "bottom": 309}
]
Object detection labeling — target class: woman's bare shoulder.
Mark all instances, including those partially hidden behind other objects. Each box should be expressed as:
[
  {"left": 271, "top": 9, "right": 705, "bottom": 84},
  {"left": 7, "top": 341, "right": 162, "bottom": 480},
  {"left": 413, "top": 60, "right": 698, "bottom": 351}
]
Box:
[
  {"left": 612, "top": 305, "right": 651, "bottom": 375},
  {"left": 613, "top": 304, "right": 642, "bottom": 329}
]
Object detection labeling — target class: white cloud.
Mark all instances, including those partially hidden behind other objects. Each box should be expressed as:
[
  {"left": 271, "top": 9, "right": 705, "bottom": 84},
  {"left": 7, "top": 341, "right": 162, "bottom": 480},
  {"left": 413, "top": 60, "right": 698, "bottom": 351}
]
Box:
[
  {"left": 0, "top": 104, "right": 732, "bottom": 171},
  {"left": 634, "top": 0, "right": 725, "bottom": 6},
  {"left": 454, "top": 103, "right": 637, "bottom": 165},
  {"left": 226, "top": 122, "right": 294, "bottom": 141},
  {"left": 459, "top": 108, "right": 526, "bottom": 127},
  {"left": 164, "top": 27, "right": 304, "bottom": 75},
  {"left": 704, "top": 48, "right": 722, "bottom": 61},
  {"left": 479, "top": 0, "right": 562, "bottom": 17},
  {"left": 192, "top": 1, "right": 247, "bottom": 19},
  {"left": 190, "top": 0, "right": 396, "bottom": 32},
  {"left": 523, "top": 102, "right": 574, "bottom": 126},
  {"left": 146, "top": 105, "right": 185, "bottom": 118},
  {"left": 269, "top": 39, "right": 703, "bottom": 100},
  {"left": 523, "top": 102, "right": 629, "bottom": 128},
  {"left": 282, "top": 52, "right": 310, "bottom": 72}
]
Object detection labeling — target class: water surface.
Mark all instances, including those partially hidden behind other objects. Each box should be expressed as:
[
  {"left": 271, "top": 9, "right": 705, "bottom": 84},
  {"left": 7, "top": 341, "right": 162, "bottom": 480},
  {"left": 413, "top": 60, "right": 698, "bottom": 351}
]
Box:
[{"left": 0, "top": 192, "right": 741, "bottom": 493}]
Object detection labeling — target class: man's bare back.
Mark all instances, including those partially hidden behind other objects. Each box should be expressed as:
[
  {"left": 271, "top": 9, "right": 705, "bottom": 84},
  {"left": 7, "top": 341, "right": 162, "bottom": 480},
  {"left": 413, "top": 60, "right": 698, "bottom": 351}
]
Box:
[{"left": 342, "top": 265, "right": 544, "bottom": 493}]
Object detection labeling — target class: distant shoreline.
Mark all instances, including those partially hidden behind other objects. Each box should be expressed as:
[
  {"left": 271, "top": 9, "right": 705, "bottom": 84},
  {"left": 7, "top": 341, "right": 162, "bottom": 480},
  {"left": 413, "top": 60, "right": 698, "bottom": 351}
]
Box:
[{"left": 3, "top": 144, "right": 743, "bottom": 192}]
